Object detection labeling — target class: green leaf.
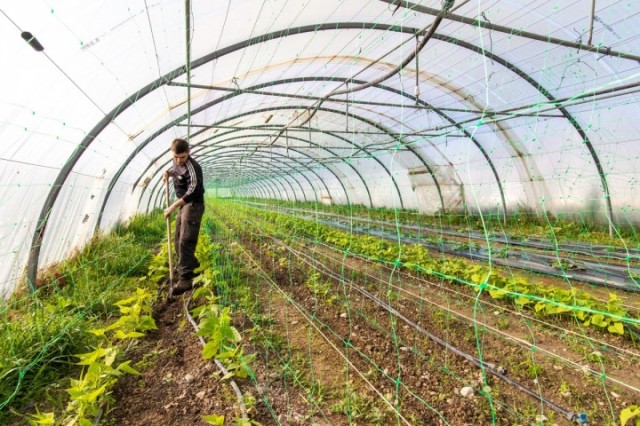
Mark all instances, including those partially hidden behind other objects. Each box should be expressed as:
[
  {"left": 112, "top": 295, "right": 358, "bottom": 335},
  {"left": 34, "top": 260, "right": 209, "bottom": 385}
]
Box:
[
  {"left": 608, "top": 322, "right": 624, "bottom": 335},
  {"left": 547, "top": 305, "right": 572, "bottom": 315},
  {"left": 104, "top": 347, "right": 118, "bottom": 367},
  {"left": 79, "top": 418, "right": 94, "bottom": 426},
  {"left": 590, "top": 314, "right": 609, "bottom": 328},
  {"left": 620, "top": 405, "right": 640, "bottom": 426},
  {"left": 117, "top": 361, "right": 141, "bottom": 375},
  {"left": 488, "top": 288, "right": 506, "bottom": 299},
  {"left": 216, "top": 349, "right": 236, "bottom": 360},
  {"left": 75, "top": 348, "right": 107, "bottom": 365},
  {"left": 115, "top": 330, "right": 146, "bottom": 339},
  {"left": 26, "top": 411, "right": 55, "bottom": 425},
  {"left": 202, "top": 341, "right": 219, "bottom": 360},
  {"left": 138, "top": 316, "right": 158, "bottom": 331},
  {"left": 75, "top": 383, "right": 108, "bottom": 403},
  {"left": 190, "top": 305, "right": 206, "bottom": 318},
  {"left": 202, "top": 414, "right": 225, "bottom": 425},
  {"left": 221, "top": 372, "right": 235, "bottom": 381}
]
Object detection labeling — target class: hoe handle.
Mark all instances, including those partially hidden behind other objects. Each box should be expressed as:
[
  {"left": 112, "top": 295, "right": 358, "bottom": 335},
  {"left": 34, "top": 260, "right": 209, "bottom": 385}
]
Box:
[{"left": 165, "top": 181, "right": 174, "bottom": 285}]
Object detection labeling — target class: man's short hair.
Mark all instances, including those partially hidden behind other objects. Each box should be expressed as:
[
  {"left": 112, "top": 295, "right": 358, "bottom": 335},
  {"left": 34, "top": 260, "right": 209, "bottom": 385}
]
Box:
[{"left": 171, "top": 138, "right": 190, "bottom": 154}]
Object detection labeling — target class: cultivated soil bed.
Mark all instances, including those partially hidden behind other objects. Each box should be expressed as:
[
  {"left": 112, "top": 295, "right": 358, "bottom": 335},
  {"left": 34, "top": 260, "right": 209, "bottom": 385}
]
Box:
[{"left": 107, "top": 206, "right": 640, "bottom": 425}]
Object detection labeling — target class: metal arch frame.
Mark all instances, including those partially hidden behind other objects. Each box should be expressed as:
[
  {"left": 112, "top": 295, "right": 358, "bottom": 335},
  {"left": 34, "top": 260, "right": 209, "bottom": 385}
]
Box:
[
  {"left": 214, "top": 175, "right": 271, "bottom": 200},
  {"left": 181, "top": 143, "right": 326, "bottom": 203},
  {"left": 201, "top": 156, "right": 302, "bottom": 202},
  {"left": 142, "top": 147, "right": 340, "bottom": 213},
  {"left": 171, "top": 74, "right": 501, "bottom": 194},
  {"left": 235, "top": 182, "right": 260, "bottom": 200},
  {"left": 211, "top": 172, "right": 275, "bottom": 202},
  {"left": 27, "top": 21, "right": 614, "bottom": 290},
  {"left": 201, "top": 149, "right": 354, "bottom": 206},
  {"left": 184, "top": 81, "right": 446, "bottom": 210},
  {"left": 191, "top": 135, "right": 363, "bottom": 203},
  {"left": 145, "top": 157, "right": 290, "bottom": 208},
  {"left": 179, "top": 74, "right": 515, "bottom": 216},
  {"left": 247, "top": 185, "right": 264, "bottom": 199},
  {"left": 146, "top": 167, "right": 278, "bottom": 211},
  {"left": 27, "top": 22, "right": 380, "bottom": 289},
  {"left": 102, "top": 103, "right": 404, "bottom": 232},
  {"left": 129, "top": 129, "right": 373, "bottom": 208},
  {"left": 241, "top": 180, "right": 273, "bottom": 200},
  {"left": 429, "top": 33, "right": 614, "bottom": 234},
  {"left": 211, "top": 167, "right": 296, "bottom": 201},
  {"left": 114, "top": 132, "right": 340, "bottom": 229},
  {"left": 232, "top": 180, "right": 266, "bottom": 200},
  {"left": 240, "top": 184, "right": 261, "bottom": 199},
  {"left": 101, "top": 61, "right": 524, "bottom": 236},
  {"left": 202, "top": 106, "right": 414, "bottom": 205},
  {"left": 199, "top": 131, "right": 373, "bottom": 207},
  {"left": 137, "top": 143, "right": 343, "bottom": 215},
  {"left": 130, "top": 128, "right": 373, "bottom": 207},
  {"left": 380, "top": 0, "right": 640, "bottom": 62},
  {"left": 141, "top": 145, "right": 330, "bottom": 207},
  {"left": 209, "top": 104, "right": 449, "bottom": 208},
  {"left": 204, "top": 161, "right": 298, "bottom": 202},
  {"left": 144, "top": 156, "right": 307, "bottom": 211},
  {"left": 98, "top": 115, "right": 377, "bottom": 231},
  {"left": 145, "top": 154, "right": 317, "bottom": 212}
]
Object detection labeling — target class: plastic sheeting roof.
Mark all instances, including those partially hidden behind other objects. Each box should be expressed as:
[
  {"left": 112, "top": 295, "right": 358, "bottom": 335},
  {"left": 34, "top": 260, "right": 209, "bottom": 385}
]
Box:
[{"left": 1, "top": 0, "right": 639, "bottom": 297}]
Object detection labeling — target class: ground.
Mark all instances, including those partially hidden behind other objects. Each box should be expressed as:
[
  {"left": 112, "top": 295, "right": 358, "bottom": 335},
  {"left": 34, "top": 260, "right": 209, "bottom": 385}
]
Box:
[{"left": 106, "top": 207, "right": 640, "bottom": 426}]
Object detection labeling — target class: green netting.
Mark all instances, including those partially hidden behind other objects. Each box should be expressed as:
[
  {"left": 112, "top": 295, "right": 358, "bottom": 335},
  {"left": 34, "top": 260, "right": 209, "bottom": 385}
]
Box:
[{"left": 3, "top": 1, "right": 640, "bottom": 425}]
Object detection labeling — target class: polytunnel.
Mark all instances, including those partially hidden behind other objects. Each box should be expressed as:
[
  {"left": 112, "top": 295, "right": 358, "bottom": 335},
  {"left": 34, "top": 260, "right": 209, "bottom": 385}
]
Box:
[{"left": 2, "top": 1, "right": 640, "bottom": 425}]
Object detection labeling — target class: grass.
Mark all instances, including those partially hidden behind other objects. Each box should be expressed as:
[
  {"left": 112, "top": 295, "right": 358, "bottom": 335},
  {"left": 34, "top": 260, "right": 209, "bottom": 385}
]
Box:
[{"left": 0, "top": 211, "right": 165, "bottom": 424}]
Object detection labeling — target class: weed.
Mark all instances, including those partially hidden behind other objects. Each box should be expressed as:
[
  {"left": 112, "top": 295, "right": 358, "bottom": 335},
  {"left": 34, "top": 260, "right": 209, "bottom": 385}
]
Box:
[
  {"left": 330, "top": 386, "right": 385, "bottom": 425},
  {"left": 495, "top": 318, "right": 511, "bottom": 330}
]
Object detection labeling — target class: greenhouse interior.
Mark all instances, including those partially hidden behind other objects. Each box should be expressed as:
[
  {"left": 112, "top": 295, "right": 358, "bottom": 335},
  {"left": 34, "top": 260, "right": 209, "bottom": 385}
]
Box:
[{"left": 1, "top": 0, "right": 640, "bottom": 425}]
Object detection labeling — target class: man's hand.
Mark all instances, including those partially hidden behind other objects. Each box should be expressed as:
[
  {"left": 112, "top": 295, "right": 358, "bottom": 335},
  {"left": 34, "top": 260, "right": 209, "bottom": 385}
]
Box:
[
  {"left": 162, "top": 169, "right": 172, "bottom": 184},
  {"left": 164, "top": 198, "right": 186, "bottom": 219},
  {"left": 164, "top": 205, "right": 176, "bottom": 219}
]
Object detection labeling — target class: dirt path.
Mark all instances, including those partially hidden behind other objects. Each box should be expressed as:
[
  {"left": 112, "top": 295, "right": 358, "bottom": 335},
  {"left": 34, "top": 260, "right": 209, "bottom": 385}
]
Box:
[{"left": 107, "top": 294, "right": 244, "bottom": 425}]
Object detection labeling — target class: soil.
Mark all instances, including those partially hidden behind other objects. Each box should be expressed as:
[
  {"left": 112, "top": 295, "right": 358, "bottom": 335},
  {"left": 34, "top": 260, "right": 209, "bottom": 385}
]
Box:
[
  {"left": 107, "top": 294, "right": 244, "bottom": 425},
  {"left": 106, "top": 204, "right": 640, "bottom": 426}
]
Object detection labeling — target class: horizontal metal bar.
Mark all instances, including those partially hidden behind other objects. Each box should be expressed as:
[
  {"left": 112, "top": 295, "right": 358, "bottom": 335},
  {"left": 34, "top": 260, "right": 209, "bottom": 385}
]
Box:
[
  {"left": 383, "top": 0, "right": 640, "bottom": 63},
  {"left": 174, "top": 123, "right": 469, "bottom": 138},
  {"left": 169, "top": 81, "right": 563, "bottom": 117}
]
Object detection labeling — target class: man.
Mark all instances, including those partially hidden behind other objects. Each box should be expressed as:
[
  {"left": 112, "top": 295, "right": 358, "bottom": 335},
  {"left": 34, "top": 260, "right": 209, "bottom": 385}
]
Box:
[{"left": 163, "top": 138, "right": 205, "bottom": 297}]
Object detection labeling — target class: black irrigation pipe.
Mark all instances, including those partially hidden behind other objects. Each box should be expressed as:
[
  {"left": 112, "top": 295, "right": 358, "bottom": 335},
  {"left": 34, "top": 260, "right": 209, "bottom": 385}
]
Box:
[
  {"left": 244, "top": 202, "right": 640, "bottom": 292},
  {"left": 228, "top": 224, "right": 417, "bottom": 425},
  {"left": 244, "top": 202, "right": 640, "bottom": 261},
  {"left": 265, "top": 235, "right": 588, "bottom": 425},
  {"left": 333, "top": 220, "right": 640, "bottom": 293},
  {"left": 182, "top": 294, "right": 249, "bottom": 419},
  {"left": 294, "top": 232, "right": 640, "bottom": 360}
]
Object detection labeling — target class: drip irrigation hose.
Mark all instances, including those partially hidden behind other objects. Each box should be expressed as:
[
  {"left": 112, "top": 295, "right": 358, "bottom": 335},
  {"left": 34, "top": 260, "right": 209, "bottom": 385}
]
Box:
[
  {"left": 228, "top": 232, "right": 416, "bottom": 425},
  {"left": 244, "top": 224, "right": 589, "bottom": 424},
  {"left": 247, "top": 202, "right": 640, "bottom": 292},
  {"left": 257, "top": 221, "right": 640, "bottom": 397},
  {"left": 246, "top": 201, "right": 640, "bottom": 262},
  {"left": 325, "top": 241, "right": 640, "bottom": 363},
  {"left": 293, "top": 243, "right": 588, "bottom": 424},
  {"left": 183, "top": 293, "right": 249, "bottom": 419}
]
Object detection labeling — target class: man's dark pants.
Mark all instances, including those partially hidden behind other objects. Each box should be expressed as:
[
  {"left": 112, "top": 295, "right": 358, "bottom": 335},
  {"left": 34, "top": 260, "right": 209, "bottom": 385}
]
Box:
[{"left": 174, "top": 202, "right": 205, "bottom": 281}]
